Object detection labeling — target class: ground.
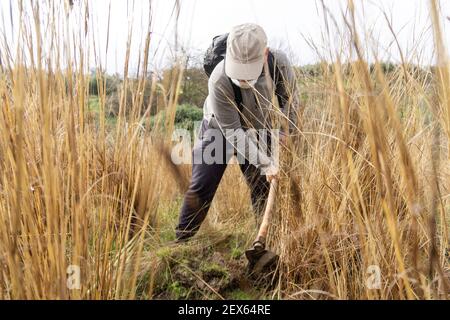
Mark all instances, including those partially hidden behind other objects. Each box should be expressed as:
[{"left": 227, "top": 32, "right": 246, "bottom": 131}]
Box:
[{"left": 136, "top": 232, "right": 278, "bottom": 300}]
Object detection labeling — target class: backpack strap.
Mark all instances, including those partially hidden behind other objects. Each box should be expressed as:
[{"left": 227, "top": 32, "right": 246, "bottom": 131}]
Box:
[
  {"left": 228, "top": 78, "right": 243, "bottom": 113},
  {"left": 267, "top": 51, "right": 277, "bottom": 82},
  {"left": 228, "top": 77, "right": 247, "bottom": 129}
]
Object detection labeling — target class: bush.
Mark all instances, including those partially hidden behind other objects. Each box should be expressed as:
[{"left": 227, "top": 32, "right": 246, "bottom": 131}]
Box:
[
  {"left": 178, "top": 68, "right": 208, "bottom": 107},
  {"left": 88, "top": 73, "right": 121, "bottom": 96},
  {"left": 150, "top": 104, "right": 203, "bottom": 132},
  {"left": 174, "top": 104, "right": 203, "bottom": 125},
  {"left": 105, "top": 78, "right": 166, "bottom": 118}
]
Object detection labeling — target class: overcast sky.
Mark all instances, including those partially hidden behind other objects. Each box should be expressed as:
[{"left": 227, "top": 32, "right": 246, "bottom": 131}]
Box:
[{"left": 1, "top": 0, "right": 450, "bottom": 74}]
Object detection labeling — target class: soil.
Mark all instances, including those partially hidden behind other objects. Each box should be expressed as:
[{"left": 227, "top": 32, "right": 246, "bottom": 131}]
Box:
[{"left": 149, "top": 233, "right": 278, "bottom": 300}]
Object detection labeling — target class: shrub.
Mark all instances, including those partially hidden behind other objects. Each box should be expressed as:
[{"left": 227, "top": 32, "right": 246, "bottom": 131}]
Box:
[
  {"left": 150, "top": 104, "right": 203, "bottom": 133},
  {"left": 88, "top": 72, "right": 121, "bottom": 96}
]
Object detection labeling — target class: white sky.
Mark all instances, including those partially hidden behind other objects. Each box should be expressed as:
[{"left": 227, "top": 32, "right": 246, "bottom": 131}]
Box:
[{"left": 1, "top": 0, "right": 450, "bottom": 74}]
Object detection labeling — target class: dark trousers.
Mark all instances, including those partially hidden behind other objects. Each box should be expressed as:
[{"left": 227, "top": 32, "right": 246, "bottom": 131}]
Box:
[{"left": 176, "top": 120, "right": 270, "bottom": 241}]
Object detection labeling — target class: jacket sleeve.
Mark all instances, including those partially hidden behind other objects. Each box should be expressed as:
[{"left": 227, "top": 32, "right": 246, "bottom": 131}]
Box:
[{"left": 208, "top": 78, "right": 274, "bottom": 172}]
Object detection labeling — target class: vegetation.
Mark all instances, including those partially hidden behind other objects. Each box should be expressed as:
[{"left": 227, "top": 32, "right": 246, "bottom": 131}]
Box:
[{"left": 150, "top": 104, "right": 203, "bottom": 133}]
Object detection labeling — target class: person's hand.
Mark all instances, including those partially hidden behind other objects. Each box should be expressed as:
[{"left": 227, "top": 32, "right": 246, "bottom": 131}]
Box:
[{"left": 266, "top": 174, "right": 278, "bottom": 183}]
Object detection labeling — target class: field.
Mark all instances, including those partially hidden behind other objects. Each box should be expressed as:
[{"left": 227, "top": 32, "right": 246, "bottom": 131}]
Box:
[{"left": 0, "top": 1, "right": 448, "bottom": 299}]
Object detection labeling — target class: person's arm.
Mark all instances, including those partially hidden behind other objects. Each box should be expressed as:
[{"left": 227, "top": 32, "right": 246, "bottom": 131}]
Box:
[{"left": 208, "top": 77, "right": 275, "bottom": 173}]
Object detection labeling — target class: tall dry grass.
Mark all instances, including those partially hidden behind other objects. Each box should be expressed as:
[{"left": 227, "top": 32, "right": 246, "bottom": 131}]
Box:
[
  {"left": 0, "top": 0, "right": 184, "bottom": 299},
  {"left": 267, "top": 0, "right": 449, "bottom": 299},
  {"left": 0, "top": 0, "right": 448, "bottom": 300}
]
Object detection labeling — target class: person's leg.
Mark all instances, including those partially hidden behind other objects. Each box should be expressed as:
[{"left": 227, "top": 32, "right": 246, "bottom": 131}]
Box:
[
  {"left": 176, "top": 122, "right": 230, "bottom": 242},
  {"left": 176, "top": 160, "right": 227, "bottom": 241},
  {"left": 239, "top": 161, "right": 270, "bottom": 221}
]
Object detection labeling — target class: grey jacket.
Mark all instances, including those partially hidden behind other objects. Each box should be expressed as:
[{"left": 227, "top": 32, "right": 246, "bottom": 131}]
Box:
[{"left": 201, "top": 49, "right": 299, "bottom": 171}]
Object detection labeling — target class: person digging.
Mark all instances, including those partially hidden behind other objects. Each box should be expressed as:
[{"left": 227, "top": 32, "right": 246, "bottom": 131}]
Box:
[{"left": 175, "top": 23, "right": 299, "bottom": 273}]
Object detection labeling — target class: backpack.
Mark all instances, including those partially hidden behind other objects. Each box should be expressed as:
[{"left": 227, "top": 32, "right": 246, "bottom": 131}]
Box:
[{"left": 203, "top": 33, "right": 286, "bottom": 115}]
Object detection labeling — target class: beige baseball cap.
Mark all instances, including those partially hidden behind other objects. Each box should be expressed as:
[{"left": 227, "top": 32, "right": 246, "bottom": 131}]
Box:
[{"left": 225, "top": 23, "right": 268, "bottom": 80}]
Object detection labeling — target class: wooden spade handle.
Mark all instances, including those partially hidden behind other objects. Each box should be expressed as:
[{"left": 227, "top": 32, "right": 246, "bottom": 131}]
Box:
[{"left": 253, "top": 179, "right": 278, "bottom": 249}]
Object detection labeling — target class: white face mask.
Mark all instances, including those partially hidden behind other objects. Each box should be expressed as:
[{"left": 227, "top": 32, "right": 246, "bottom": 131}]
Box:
[{"left": 231, "top": 78, "right": 258, "bottom": 89}]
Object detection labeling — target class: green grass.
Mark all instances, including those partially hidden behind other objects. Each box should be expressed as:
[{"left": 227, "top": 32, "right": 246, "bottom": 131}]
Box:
[
  {"left": 168, "top": 281, "right": 189, "bottom": 299},
  {"left": 199, "top": 261, "right": 229, "bottom": 278},
  {"left": 88, "top": 95, "right": 119, "bottom": 128},
  {"left": 157, "top": 198, "right": 183, "bottom": 243},
  {"left": 230, "top": 247, "right": 243, "bottom": 259},
  {"left": 227, "top": 289, "right": 254, "bottom": 300},
  {"left": 88, "top": 95, "right": 101, "bottom": 113},
  {"left": 89, "top": 97, "right": 203, "bottom": 135}
]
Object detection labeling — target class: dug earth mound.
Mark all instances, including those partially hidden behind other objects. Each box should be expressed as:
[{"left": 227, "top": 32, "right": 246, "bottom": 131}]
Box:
[{"left": 138, "top": 233, "right": 277, "bottom": 299}]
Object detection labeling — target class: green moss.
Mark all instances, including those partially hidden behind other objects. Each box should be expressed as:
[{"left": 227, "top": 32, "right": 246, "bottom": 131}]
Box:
[
  {"left": 200, "top": 262, "right": 229, "bottom": 279},
  {"left": 168, "top": 281, "right": 189, "bottom": 299},
  {"left": 228, "top": 289, "right": 254, "bottom": 300},
  {"left": 159, "top": 230, "right": 176, "bottom": 243},
  {"left": 156, "top": 246, "right": 172, "bottom": 259},
  {"left": 228, "top": 234, "right": 246, "bottom": 259},
  {"left": 156, "top": 244, "right": 195, "bottom": 262}
]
